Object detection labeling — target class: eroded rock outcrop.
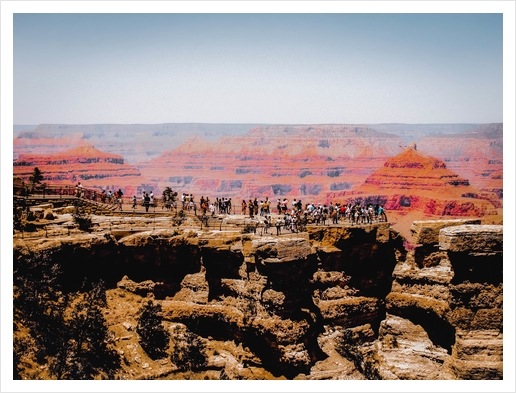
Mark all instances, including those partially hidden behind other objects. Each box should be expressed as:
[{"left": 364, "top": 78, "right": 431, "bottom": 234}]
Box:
[
  {"left": 416, "top": 123, "right": 503, "bottom": 194},
  {"left": 375, "top": 220, "right": 503, "bottom": 380},
  {"left": 12, "top": 219, "right": 503, "bottom": 380},
  {"left": 332, "top": 145, "right": 499, "bottom": 217}
]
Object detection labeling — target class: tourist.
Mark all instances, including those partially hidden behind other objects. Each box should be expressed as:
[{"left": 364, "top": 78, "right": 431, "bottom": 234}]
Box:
[
  {"left": 379, "top": 205, "right": 387, "bottom": 222},
  {"left": 144, "top": 193, "right": 151, "bottom": 212},
  {"left": 248, "top": 199, "right": 254, "bottom": 218},
  {"left": 291, "top": 215, "right": 298, "bottom": 233},
  {"left": 263, "top": 216, "right": 270, "bottom": 234},
  {"left": 275, "top": 218, "right": 282, "bottom": 235}
]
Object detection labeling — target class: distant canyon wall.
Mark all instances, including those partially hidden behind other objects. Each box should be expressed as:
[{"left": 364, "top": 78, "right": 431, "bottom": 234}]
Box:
[{"left": 12, "top": 123, "right": 502, "bottom": 210}]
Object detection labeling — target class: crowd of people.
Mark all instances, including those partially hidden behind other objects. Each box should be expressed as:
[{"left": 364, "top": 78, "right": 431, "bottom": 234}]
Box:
[
  {"left": 252, "top": 199, "right": 388, "bottom": 235},
  {"left": 72, "top": 182, "right": 388, "bottom": 226},
  {"left": 75, "top": 182, "right": 126, "bottom": 210},
  {"left": 239, "top": 197, "right": 387, "bottom": 224}
]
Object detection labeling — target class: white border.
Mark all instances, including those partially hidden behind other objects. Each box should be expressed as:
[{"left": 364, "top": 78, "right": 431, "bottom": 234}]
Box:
[{"left": 2, "top": 1, "right": 514, "bottom": 392}]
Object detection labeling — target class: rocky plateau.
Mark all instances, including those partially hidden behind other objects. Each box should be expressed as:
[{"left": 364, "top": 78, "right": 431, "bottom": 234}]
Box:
[{"left": 12, "top": 207, "right": 504, "bottom": 381}]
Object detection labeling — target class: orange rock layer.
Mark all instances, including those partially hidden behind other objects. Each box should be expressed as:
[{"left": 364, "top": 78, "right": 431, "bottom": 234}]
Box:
[
  {"left": 329, "top": 145, "right": 499, "bottom": 217},
  {"left": 13, "top": 145, "right": 155, "bottom": 196},
  {"left": 137, "top": 125, "right": 405, "bottom": 201}
]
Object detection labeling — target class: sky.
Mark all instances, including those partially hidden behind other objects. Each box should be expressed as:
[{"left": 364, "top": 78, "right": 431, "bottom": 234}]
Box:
[{"left": 10, "top": 10, "right": 504, "bottom": 125}]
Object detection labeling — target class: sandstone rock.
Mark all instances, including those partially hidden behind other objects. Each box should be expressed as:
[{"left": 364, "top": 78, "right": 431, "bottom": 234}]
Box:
[
  {"left": 413, "top": 249, "right": 448, "bottom": 268},
  {"left": 447, "top": 329, "right": 503, "bottom": 379},
  {"left": 439, "top": 224, "right": 502, "bottom": 254},
  {"left": 311, "top": 270, "right": 349, "bottom": 287},
  {"left": 373, "top": 314, "right": 454, "bottom": 380},
  {"left": 122, "top": 321, "right": 133, "bottom": 331},
  {"left": 386, "top": 292, "right": 450, "bottom": 319},
  {"left": 318, "top": 296, "right": 380, "bottom": 327},
  {"left": 411, "top": 219, "right": 481, "bottom": 245},
  {"left": 117, "top": 275, "right": 159, "bottom": 296},
  {"left": 13, "top": 145, "right": 149, "bottom": 196},
  {"left": 52, "top": 206, "right": 76, "bottom": 214},
  {"left": 347, "top": 147, "right": 497, "bottom": 217},
  {"left": 13, "top": 214, "right": 503, "bottom": 380},
  {"left": 253, "top": 236, "right": 315, "bottom": 264},
  {"left": 43, "top": 209, "right": 56, "bottom": 220},
  {"left": 32, "top": 203, "right": 54, "bottom": 210},
  {"left": 138, "top": 124, "right": 404, "bottom": 202},
  {"left": 28, "top": 207, "right": 44, "bottom": 219}
]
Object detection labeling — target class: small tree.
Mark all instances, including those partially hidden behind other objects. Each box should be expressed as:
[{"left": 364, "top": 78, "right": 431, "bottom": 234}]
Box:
[
  {"left": 50, "top": 284, "right": 120, "bottom": 380},
  {"left": 72, "top": 202, "right": 93, "bottom": 232},
  {"left": 136, "top": 301, "right": 170, "bottom": 360},
  {"left": 162, "top": 187, "right": 178, "bottom": 207},
  {"left": 29, "top": 167, "right": 44, "bottom": 192},
  {"left": 170, "top": 326, "right": 207, "bottom": 371}
]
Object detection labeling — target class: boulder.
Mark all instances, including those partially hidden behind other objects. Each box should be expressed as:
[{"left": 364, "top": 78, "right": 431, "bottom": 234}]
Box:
[
  {"left": 411, "top": 219, "right": 481, "bottom": 245},
  {"left": 43, "top": 209, "right": 56, "bottom": 220},
  {"left": 439, "top": 225, "right": 502, "bottom": 254}
]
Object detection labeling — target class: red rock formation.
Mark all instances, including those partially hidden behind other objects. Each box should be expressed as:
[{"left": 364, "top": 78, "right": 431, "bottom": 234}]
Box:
[
  {"left": 13, "top": 123, "right": 263, "bottom": 163},
  {"left": 137, "top": 125, "right": 405, "bottom": 202},
  {"left": 330, "top": 144, "right": 499, "bottom": 218},
  {"left": 416, "top": 124, "right": 503, "bottom": 198},
  {"left": 13, "top": 145, "right": 155, "bottom": 196},
  {"left": 12, "top": 123, "right": 503, "bottom": 218}
]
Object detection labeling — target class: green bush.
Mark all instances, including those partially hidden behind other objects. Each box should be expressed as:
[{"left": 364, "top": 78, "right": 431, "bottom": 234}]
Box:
[{"left": 136, "top": 301, "right": 170, "bottom": 360}]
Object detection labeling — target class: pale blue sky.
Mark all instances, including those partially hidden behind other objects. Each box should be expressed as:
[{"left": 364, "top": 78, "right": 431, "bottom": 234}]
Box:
[{"left": 13, "top": 12, "right": 503, "bottom": 125}]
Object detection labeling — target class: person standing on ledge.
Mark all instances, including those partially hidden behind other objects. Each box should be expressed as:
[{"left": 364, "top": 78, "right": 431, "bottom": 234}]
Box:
[
  {"left": 379, "top": 205, "right": 388, "bottom": 222},
  {"left": 275, "top": 217, "right": 282, "bottom": 235},
  {"left": 144, "top": 192, "right": 151, "bottom": 212}
]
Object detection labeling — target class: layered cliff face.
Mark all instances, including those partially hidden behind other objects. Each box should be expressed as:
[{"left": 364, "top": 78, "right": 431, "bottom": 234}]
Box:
[
  {"left": 381, "top": 221, "right": 503, "bottom": 380},
  {"left": 137, "top": 125, "right": 404, "bottom": 201},
  {"left": 13, "top": 216, "right": 503, "bottom": 380},
  {"left": 331, "top": 144, "right": 500, "bottom": 219},
  {"left": 13, "top": 145, "right": 154, "bottom": 196},
  {"left": 12, "top": 123, "right": 503, "bottom": 221},
  {"left": 416, "top": 124, "right": 503, "bottom": 197}
]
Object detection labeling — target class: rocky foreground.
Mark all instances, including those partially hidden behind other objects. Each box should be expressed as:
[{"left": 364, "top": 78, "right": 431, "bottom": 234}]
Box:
[{"left": 13, "top": 214, "right": 503, "bottom": 380}]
